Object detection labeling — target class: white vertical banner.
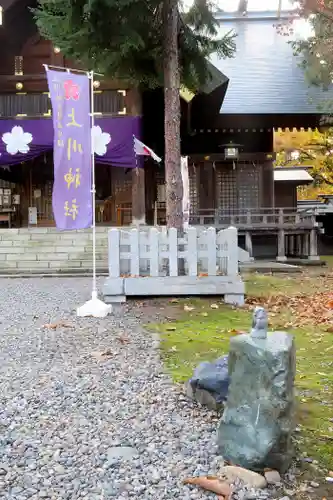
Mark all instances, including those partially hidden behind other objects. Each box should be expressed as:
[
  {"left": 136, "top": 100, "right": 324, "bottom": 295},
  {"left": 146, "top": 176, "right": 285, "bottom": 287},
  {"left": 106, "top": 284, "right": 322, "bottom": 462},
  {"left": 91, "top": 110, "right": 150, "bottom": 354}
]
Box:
[{"left": 181, "top": 156, "right": 190, "bottom": 229}]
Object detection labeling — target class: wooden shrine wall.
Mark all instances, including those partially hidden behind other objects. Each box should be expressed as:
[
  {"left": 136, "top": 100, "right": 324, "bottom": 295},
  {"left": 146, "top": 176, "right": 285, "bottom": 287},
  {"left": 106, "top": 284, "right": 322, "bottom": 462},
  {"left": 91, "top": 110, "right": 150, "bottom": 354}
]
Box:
[
  {"left": 0, "top": 36, "right": 129, "bottom": 117},
  {"left": 187, "top": 162, "right": 272, "bottom": 213}
]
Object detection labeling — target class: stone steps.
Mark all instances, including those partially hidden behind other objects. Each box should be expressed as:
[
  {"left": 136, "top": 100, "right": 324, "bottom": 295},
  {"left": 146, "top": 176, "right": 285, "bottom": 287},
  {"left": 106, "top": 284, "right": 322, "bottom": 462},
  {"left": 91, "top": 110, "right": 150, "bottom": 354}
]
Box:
[
  {"left": 0, "top": 227, "right": 251, "bottom": 274},
  {"left": 0, "top": 259, "right": 109, "bottom": 271},
  {"left": 0, "top": 228, "right": 109, "bottom": 273}
]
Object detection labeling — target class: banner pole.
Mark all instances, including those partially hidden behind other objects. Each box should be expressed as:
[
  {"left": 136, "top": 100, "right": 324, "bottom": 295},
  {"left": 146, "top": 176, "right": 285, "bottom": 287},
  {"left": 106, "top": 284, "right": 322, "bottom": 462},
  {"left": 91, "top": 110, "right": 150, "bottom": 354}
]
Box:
[
  {"left": 76, "top": 69, "right": 112, "bottom": 317},
  {"left": 89, "top": 70, "right": 97, "bottom": 299},
  {"left": 44, "top": 64, "right": 103, "bottom": 76}
]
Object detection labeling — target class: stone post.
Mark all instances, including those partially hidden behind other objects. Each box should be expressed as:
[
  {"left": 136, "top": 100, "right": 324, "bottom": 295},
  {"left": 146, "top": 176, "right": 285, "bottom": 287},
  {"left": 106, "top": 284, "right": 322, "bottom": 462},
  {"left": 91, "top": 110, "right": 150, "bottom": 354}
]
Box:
[
  {"left": 245, "top": 231, "right": 253, "bottom": 258},
  {"left": 277, "top": 229, "right": 286, "bottom": 262},
  {"left": 309, "top": 228, "right": 320, "bottom": 261},
  {"left": 217, "top": 307, "right": 296, "bottom": 472}
]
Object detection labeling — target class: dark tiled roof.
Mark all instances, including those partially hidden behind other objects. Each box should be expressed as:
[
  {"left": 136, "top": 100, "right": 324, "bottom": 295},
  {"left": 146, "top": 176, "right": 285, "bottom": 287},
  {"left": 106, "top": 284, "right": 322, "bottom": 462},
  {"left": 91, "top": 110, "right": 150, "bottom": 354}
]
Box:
[{"left": 211, "top": 13, "right": 333, "bottom": 114}]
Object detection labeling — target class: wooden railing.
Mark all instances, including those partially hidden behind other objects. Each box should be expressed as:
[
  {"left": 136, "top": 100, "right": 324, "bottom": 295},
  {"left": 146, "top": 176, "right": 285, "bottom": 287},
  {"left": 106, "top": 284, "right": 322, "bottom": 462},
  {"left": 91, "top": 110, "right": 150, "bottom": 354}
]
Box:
[
  {"left": 189, "top": 208, "right": 318, "bottom": 230},
  {"left": 112, "top": 207, "right": 319, "bottom": 230}
]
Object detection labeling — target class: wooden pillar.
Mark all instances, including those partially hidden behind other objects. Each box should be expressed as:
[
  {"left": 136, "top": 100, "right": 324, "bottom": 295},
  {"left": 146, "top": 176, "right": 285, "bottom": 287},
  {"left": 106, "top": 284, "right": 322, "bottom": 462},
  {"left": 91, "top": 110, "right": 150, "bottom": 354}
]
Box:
[
  {"left": 309, "top": 228, "right": 320, "bottom": 261},
  {"left": 303, "top": 233, "right": 310, "bottom": 257},
  {"left": 262, "top": 161, "right": 274, "bottom": 209},
  {"left": 289, "top": 235, "right": 295, "bottom": 257},
  {"left": 296, "top": 234, "right": 302, "bottom": 257},
  {"left": 245, "top": 231, "right": 253, "bottom": 258},
  {"left": 128, "top": 88, "right": 146, "bottom": 226},
  {"left": 277, "top": 229, "right": 286, "bottom": 261}
]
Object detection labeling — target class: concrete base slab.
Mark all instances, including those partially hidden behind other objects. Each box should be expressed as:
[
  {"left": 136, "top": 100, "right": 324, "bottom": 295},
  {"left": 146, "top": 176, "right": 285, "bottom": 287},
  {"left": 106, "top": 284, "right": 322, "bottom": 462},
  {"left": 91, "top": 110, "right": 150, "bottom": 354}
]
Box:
[
  {"left": 102, "top": 277, "right": 124, "bottom": 295},
  {"left": 240, "top": 261, "right": 301, "bottom": 274},
  {"left": 285, "top": 258, "right": 324, "bottom": 267},
  {"left": 126, "top": 276, "right": 245, "bottom": 296},
  {"left": 103, "top": 275, "right": 245, "bottom": 305},
  {"left": 103, "top": 295, "right": 126, "bottom": 304}
]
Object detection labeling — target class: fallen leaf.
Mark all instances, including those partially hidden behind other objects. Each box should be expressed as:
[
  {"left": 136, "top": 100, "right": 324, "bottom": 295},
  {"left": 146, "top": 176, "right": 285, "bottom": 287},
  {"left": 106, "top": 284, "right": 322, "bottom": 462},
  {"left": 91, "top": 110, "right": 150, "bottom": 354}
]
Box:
[
  {"left": 184, "top": 305, "right": 195, "bottom": 312},
  {"left": 91, "top": 349, "right": 112, "bottom": 361},
  {"left": 166, "top": 326, "right": 176, "bottom": 331},
  {"left": 201, "top": 312, "right": 208, "bottom": 317},
  {"left": 42, "top": 321, "right": 74, "bottom": 330},
  {"left": 183, "top": 476, "right": 231, "bottom": 497},
  {"left": 100, "top": 349, "right": 112, "bottom": 357},
  {"left": 117, "top": 335, "right": 130, "bottom": 344},
  {"left": 210, "top": 304, "right": 219, "bottom": 309},
  {"left": 246, "top": 292, "right": 333, "bottom": 328}
]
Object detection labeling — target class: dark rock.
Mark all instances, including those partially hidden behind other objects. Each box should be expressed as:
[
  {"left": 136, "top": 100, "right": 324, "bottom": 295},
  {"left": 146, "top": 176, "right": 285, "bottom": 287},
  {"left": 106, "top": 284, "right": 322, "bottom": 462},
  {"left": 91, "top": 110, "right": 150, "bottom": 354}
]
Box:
[
  {"left": 186, "top": 355, "right": 229, "bottom": 410},
  {"left": 0, "top": 464, "right": 8, "bottom": 476},
  {"left": 217, "top": 307, "right": 296, "bottom": 473},
  {"left": 185, "top": 381, "right": 224, "bottom": 411}
]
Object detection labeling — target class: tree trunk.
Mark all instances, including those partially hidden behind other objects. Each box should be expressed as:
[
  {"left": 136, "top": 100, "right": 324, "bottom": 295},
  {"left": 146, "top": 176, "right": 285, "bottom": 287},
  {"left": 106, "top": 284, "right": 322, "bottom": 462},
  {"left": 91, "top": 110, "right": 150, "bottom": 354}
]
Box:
[
  {"left": 237, "top": 0, "right": 248, "bottom": 14},
  {"left": 277, "top": 0, "right": 282, "bottom": 18},
  {"left": 129, "top": 88, "right": 146, "bottom": 226},
  {"left": 163, "top": 0, "right": 183, "bottom": 229}
]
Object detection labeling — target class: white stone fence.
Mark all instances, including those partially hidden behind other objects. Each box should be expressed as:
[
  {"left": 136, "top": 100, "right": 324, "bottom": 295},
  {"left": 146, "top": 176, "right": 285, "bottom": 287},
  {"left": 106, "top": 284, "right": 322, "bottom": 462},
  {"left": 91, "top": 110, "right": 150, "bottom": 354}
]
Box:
[{"left": 102, "top": 226, "right": 245, "bottom": 305}]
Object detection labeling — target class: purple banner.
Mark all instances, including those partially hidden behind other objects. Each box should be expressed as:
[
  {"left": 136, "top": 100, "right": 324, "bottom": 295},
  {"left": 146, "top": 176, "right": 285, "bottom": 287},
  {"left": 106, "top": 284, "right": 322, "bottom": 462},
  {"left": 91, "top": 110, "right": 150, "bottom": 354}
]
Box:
[
  {"left": 0, "top": 116, "right": 141, "bottom": 168},
  {"left": 46, "top": 69, "right": 92, "bottom": 230}
]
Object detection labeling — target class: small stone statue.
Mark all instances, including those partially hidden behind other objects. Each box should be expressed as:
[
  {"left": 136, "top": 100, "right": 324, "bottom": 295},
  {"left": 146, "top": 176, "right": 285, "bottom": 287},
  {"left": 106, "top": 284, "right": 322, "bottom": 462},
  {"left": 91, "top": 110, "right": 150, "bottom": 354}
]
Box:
[{"left": 250, "top": 306, "right": 268, "bottom": 340}]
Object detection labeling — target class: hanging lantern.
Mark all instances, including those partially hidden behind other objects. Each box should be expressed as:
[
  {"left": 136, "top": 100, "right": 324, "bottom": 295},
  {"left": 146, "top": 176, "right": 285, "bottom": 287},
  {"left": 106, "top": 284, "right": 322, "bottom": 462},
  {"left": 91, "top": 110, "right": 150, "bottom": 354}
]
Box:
[
  {"left": 225, "top": 147, "right": 238, "bottom": 159},
  {"left": 219, "top": 141, "right": 242, "bottom": 160}
]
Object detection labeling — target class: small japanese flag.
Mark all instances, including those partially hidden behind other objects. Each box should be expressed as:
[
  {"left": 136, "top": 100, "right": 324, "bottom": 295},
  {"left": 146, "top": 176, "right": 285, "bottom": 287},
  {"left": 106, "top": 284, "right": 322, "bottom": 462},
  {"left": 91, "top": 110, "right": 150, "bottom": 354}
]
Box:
[{"left": 134, "top": 136, "right": 162, "bottom": 163}]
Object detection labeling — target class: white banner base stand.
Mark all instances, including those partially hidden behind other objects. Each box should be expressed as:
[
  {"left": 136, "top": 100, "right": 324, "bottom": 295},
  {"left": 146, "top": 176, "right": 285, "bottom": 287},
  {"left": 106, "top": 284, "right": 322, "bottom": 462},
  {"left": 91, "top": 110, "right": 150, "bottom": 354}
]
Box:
[{"left": 77, "top": 291, "right": 112, "bottom": 318}]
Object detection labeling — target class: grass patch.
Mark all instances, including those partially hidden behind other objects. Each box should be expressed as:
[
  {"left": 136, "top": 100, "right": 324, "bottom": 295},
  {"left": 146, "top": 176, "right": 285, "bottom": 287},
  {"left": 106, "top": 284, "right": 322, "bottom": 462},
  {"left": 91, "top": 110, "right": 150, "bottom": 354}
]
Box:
[
  {"left": 147, "top": 274, "right": 333, "bottom": 470},
  {"left": 321, "top": 255, "right": 333, "bottom": 268}
]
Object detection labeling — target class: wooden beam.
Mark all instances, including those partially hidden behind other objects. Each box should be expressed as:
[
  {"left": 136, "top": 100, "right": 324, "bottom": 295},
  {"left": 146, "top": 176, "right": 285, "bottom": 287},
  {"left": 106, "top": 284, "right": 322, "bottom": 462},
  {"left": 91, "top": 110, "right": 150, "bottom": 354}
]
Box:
[{"left": 189, "top": 152, "right": 276, "bottom": 163}]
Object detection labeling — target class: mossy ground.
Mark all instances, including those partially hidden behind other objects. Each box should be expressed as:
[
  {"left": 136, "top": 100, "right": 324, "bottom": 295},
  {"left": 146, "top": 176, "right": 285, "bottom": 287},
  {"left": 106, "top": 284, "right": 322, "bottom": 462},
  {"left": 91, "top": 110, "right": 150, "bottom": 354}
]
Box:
[{"left": 146, "top": 264, "right": 333, "bottom": 471}]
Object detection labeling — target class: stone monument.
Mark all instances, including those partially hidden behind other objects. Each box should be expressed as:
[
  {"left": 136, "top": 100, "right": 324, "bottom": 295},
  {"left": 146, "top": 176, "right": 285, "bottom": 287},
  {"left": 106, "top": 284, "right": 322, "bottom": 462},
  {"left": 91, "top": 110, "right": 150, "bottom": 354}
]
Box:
[{"left": 217, "top": 307, "right": 296, "bottom": 473}]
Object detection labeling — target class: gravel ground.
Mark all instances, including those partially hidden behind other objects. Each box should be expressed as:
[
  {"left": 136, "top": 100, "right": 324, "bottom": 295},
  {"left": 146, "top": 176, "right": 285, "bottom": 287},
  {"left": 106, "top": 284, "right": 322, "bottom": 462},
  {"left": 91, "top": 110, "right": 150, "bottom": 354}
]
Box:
[{"left": 0, "top": 277, "right": 234, "bottom": 500}]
